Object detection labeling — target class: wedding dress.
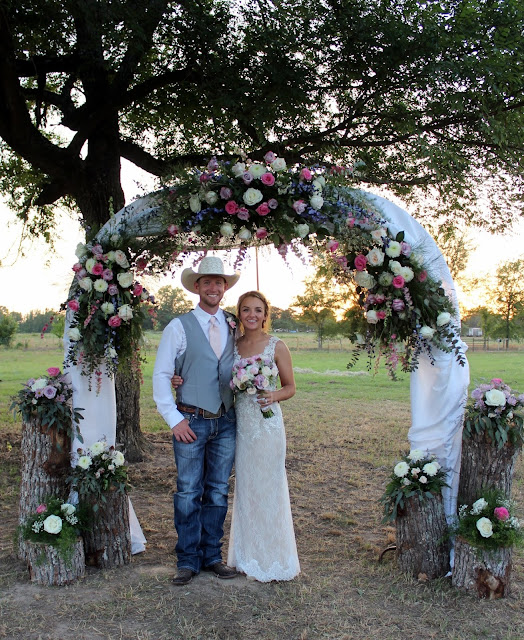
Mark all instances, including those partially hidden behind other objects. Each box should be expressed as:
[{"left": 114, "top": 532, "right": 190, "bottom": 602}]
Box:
[{"left": 227, "top": 336, "right": 300, "bottom": 582}]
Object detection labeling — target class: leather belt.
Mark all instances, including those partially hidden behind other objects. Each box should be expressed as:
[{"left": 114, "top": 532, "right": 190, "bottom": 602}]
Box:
[{"left": 177, "top": 403, "right": 225, "bottom": 419}]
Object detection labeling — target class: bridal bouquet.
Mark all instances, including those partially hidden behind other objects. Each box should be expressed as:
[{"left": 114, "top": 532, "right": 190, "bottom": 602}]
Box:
[
  {"left": 463, "top": 378, "right": 524, "bottom": 448},
  {"left": 230, "top": 355, "right": 279, "bottom": 418}
]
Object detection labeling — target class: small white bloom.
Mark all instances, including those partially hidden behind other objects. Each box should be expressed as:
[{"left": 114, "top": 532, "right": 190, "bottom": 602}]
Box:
[
  {"left": 31, "top": 378, "right": 47, "bottom": 392},
  {"left": 476, "top": 517, "right": 493, "bottom": 538},
  {"left": 471, "top": 497, "right": 488, "bottom": 515},
  {"left": 238, "top": 227, "right": 252, "bottom": 241},
  {"left": 422, "top": 462, "right": 439, "bottom": 477},
  {"left": 231, "top": 162, "right": 246, "bottom": 177},
  {"left": 108, "top": 347, "right": 117, "bottom": 358},
  {"left": 108, "top": 464, "right": 115, "bottom": 471},
  {"left": 68, "top": 327, "right": 82, "bottom": 342},
  {"left": 110, "top": 233, "right": 121, "bottom": 246},
  {"left": 118, "top": 304, "right": 134, "bottom": 321},
  {"left": 399, "top": 266, "right": 414, "bottom": 282},
  {"left": 385, "top": 241, "right": 401, "bottom": 258},
  {"left": 485, "top": 388, "right": 506, "bottom": 407},
  {"left": 89, "top": 440, "right": 106, "bottom": 456},
  {"left": 94, "top": 278, "right": 108, "bottom": 293},
  {"left": 310, "top": 195, "right": 324, "bottom": 210},
  {"left": 189, "top": 194, "right": 201, "bottom": 213},
  {"left": 407, "top": 449, "right": 425, "bottom": 462},
  {"left": 394, "top": 461, "right": 410, "bottom": 477},
  {"left": 220, "top": 222, "right": 234, "bottom": 237},
  {"left": 205, "top": 190, "right": 218, "bottom": 205},
  {"left": 113, "top": 250, "right": 130, "bottom": 268},
  {"left": 106, "top": 250, "right": 116, "bottom": 262},
  {"left": 117, "top": 272, "right": 134, "bottom": 288},
  {"left": 366, "top": 310, "right": 379, "bottom": 324},
  {"left": 75, "top": 243, "right": 88, "bottom": 259},
  {"left": 113, "top": 450, "right": 125, "bottom": 467},
  {"left": 271, "top": 157, "right": 287, "bottom": 172},
  {"left": 77, "top": 455, "right": 92, "bottom": 470},
  {"left": 261, "top": 366, "right": 272, "bottom": 377},
  {"left": 419, "top": 326, "right": 435, "bottom": 340},
  {"left": 85, "top": 257, "right": 97, "bottom": 274},
  {"left": 371, "top": 228, "right": 387, "bottom": 242},
  {"left": 419, "top": 476, "right": 428, "bottom": 484},
  {"left": 43, "top": 514, "right": 63, "bottom": 535},
  {"left": 295, "top": 223, "right": 310, "bottom": 238},
  {"left": 243, "top": 188, "right": 264, "bottom": 206},
  {"left": 78, "top": 277, "right": 93, "bottom": 292},
  {"left": 312, "top": 178, "right": 324, "bottom": 194},
  {"left": 436, "top": 312, "right": 451, "bottom": 327},
  {"left": 378, "top": 272, "right": 394, "bottom": 286},
  {"left": 389, "top": 260, "right": 402, "bottom": 275},
  {"left": 366, "top": 247, "right": 385, "bottom": 267},
  {"left": 402, "top": 478, "right": 411, "bottom": 486},
  {"left": 61, "top": 503, "right": 76, "bottom": 516},
  {"left": 101, "top": 302, "right": 115, "bottom": 315},
  {"left": 249, "top": 163, "right": 266, "bottom": 179},
  {"left": 354, "top": 271, "right": 376, "bottom": 289}
]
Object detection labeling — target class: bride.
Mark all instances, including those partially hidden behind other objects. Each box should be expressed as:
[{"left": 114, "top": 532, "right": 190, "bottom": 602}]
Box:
[{"left": 227, "top": 290, "right": 300, "bottom": 582}]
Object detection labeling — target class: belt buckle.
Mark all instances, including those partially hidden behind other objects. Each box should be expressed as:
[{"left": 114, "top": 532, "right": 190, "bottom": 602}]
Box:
[{"left": 202, "top": 406, "right": 223, "bottom": 419}]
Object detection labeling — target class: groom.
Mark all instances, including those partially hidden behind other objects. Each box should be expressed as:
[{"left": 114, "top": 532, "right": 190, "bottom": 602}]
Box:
[{"left": 153, "top": 256, "right": 240, "bottom": 586}]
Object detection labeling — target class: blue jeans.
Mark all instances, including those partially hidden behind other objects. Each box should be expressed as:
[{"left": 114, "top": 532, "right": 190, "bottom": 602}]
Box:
[{"left": 172, "top": 407, "right": 236, "bottom": 572}]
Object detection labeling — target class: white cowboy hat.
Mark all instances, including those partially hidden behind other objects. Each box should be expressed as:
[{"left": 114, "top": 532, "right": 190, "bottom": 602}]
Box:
[{"left": 181, "top": 256, "right": 240, "bottom": 294}]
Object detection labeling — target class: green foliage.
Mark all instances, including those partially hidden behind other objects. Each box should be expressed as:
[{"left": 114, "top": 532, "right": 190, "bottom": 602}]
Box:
[
  {"left": 154, "top": 285, "right": 192, "bottom": 330},
  {"left": 0, "top": 310, "right": 18, "bottom": 347}
]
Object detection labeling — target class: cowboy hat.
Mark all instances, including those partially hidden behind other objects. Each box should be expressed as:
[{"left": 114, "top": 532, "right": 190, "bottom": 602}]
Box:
[{"left": 181, "top": 256, "right": 240, "bottom": 294}]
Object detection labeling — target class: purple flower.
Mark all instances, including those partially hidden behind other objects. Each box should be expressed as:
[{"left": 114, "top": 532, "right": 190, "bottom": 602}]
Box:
[
  {"left": 392, "top": 299, "right": 405, "bottom": 312},
  {"left": 242, "top": 171, "right": 254, "bottom": 184},
  {"left": 220, "top": 187, "right": 232, "bottom": 199},
  {"left": 43, "top": 385, "right": 57, "bottom": 399},
  {"left": 108, "top": 284, "right": 119, "bottom": 296}
]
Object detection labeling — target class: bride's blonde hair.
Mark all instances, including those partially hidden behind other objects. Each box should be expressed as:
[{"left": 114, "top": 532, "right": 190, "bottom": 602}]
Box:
[{"left": 236, "top": 290, "right": 271, "bottom": 331}]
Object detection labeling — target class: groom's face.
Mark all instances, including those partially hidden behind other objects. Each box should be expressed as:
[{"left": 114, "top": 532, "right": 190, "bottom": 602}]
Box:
[{"left": 195, "top": 276, "right": 228, "bottom": 313}]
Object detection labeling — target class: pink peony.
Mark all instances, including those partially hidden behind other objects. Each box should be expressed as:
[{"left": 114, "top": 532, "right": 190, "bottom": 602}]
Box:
[
  {"left": 418, "top": 270, "right": 427, "bottom": 282},
  {"left": 354, "top": 254, "right": 367, "bottom": 271},
  {"left": 300, "top": 168, "right": 312, "bottom": 180},
  {"left": 374, "top": 293, "right": 386, "bottom": 304},
  {"left": 220, "top": 186, "right": 232, "bottom": 200},
  {"left": 392, "top": 275, "right": 405, "bottom": 289},
  {"left": 256, "top": 227, "right": 268, "bottom": 240},
  {"left": 91, "top": 262, "right": 104, "bottom": 276},
  {"left": 133, "top": 283, "right": 143, "bottom": 297},
  {"left": 263, "top": 151, "right": 276, "bottom": 163},
  {"left": 292, "top": 200, "right": 307, "bottom": 214},
  {"left": 108, "top": 315, "right": 122, "bottom": 328},
  {"left": 494, "top": 507, "right": 510, "bottom": 521},
  {"left": 167, "top": 224, "right": 179, "bottom": 236},
  {"left": 46, "top": 367, "right": 61, "bottom": 377},
  {"left": 36, "top": 504, "right": 47, "bottom": 514},
  {"left": 261, "top": 172, "right": 275, "bottom": 186},
  {"left": 376, "top": 310, "right": 386, "bottom": 320},
  {"left": 267, "top": 198, "right": 278, "bottom": 209},
  {"left": 491, "top": 378, "right": 503, "bottom": 386},
  {"left": 225, "top": 200, "right": 239, "bottom": 215},
  {"left": 68, "top": 299, "right": 80, "bottom": 312},
  {"left": 256, "top": 202, "right": 270, "bottom": 216}
]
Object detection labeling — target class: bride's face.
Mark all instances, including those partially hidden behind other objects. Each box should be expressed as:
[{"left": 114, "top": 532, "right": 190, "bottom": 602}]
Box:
[{"left": 239, "top": 296, "right": 267, "bottom": 332}]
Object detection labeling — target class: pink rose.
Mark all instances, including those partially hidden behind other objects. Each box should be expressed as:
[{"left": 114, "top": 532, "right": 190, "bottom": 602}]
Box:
[
  {"left": 225, "top": 200, "right": 239, "bottom": 215},
  {"left": 68, "top": 299, "right": 80, "bottom": 312},
  {"left": 102, "top": 268, "right": 113, "bottom": 281},
  {"left": 376, "top": 311, "right": 386, "bottom": 320},
  {"left": 46, "top": 367, "right": 61, "bottom": 377},
  {"left": 268, "top": 198, "right": 278, "bottom": 209},
  {"left": 256, "top": 203, "right": 270, "bottom": 216},
  {"left": 108, "top": 284, "right": 119, "bottom": 296},
  {"left": 494, "top": 507, "right": 510, "bottom": 521},
  {"left": 261, "top": 172, "right": 275, "bottom": 186},
  {"left": 72, "top": 262, "right": 83, "bottom": 273},
  {"left": 263, "top": 151, "right": 276, "bottom": 163},
  {"left": 366, "top": 294, "right": 377, "bottom": 305},
  {"left": 167, "top": 224, "right": 179, "bottom": 236},
  {"left": 327, "top": 240, "right": 339, "bottom": 253},
  {"left": 392, "top": 275, "right": 405, "bottom": 289},
  {"left": 108, "top": 315, "right": 122, "bottom": 328},
  {"left": 335, "top": 256, "right": 348, "bottom": 268},
  {"left": 133, "top": 284, "right": 143, "bottom": 297},
  {"left": 491, "top": 378, "right": 503, "bottom": 385},
  {"left": 220, "top": 186, "right": 232, "bottom": 200},
  {"left": 400, "top": 241, "right": 412, "bottom": 257},
  {"left": 256, "top": 227, "right": 268, "bottom": 240},
  {"left": 354, "top": 254, "right": 367, "bottom": 271},
  {"left": 135, "top": 258, "right": 147, "bottom": 271},
  {"left": 418, "top": 270, "right": 427, "bottom": 282},
  {"left": 292, "top": 200, "right": 307, "bottom": 214},
  {"left": 36, "top": 504, "right": 47, "bottom": 514},
  {"left": 300, "top": 168, "right": 312, "bottom": 180},
  {"left": 374, "top": 293, "right": 386, "bottom": 304},
  {"left": 347, "top": 217, "right": 355, "bottom": 228},
  {"left": 237, "top": 209, "right": 250, "bottom": 221},
  {"left": 199, "top": 173, "right": 210, "bottom": 183},
  {"left": 91, "top": 262, "right": 104, "bottom": 276},
  {"left": 392, "top": 299, "right": 405, "bottom": 311}
]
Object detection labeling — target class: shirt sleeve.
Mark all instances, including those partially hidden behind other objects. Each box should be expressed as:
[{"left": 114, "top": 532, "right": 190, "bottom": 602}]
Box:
[{"left": 152, "top": 318, "right": 186, "bottom": 429}]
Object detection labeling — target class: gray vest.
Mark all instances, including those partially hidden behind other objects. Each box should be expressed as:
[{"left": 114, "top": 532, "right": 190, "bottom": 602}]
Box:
[{"left": 175, "top": 312, "right": 235, "bottom": 413}]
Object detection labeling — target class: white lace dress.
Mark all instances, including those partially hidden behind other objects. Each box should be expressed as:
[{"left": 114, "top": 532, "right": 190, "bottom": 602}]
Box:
[{"left": 227, "top": 336, "right": 300, "bottom": 582}]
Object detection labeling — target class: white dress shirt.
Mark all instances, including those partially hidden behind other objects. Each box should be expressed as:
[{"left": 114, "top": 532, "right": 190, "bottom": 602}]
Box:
[{"left": 152, "top": 305, "right": 229, "bottom": 429}]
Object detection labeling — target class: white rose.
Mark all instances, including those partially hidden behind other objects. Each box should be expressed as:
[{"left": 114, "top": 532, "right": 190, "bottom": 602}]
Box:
[
  {"left": 101, "top": 302, "right": 115, "bottom": 315},
  {"left": 118, "top": 304, "right": 134, "bottom": 321},
  {"left": 113, "top": 250, "right": 130, "bottom": 268},
  {"left": 238, "top": 227, "right": 252, "bottom": 241},
  {"left": 78, "top": 277, "right": 93, "bottom": 291},
  {"left": 60, "top": 503, "right": 76, "bottom": 516},
  {"left": 366, "top": 310, "right": 379, "bottom": 324},
  {"left": 85, "top": 257, "right": 97, "bottom": 274},
  {"left": 312, "top": 178, "right": 324, "bottom": 194},
  {"left": 68, "top": 327, "right": 81, "bottom": 342},
  {"left": 471, "top": 497, "right": 488, "bottom": 514},
  {"left": 220, "top": 222, "right": 234, "bottom": 237},
  {"left": 106, "top": 250, "right": 116, "bottom": 262},
  {"left": 189, "top": 194, "right": 201, "bottom": 213},
  {"left": 386, "top": 241, "right": 401, "bottom": 258},
  {"left": 389, "top": 260, "right": 402, "bottom": 275},
  {"left": 205, "top": 191, "right": 218, "bottom": 205},
  {"left": 242, "top": 188, "right": 264, "bottom": 206},
  {"left": 485, "top": 389, "right": 506, "bottom": 407},
  {"left": 77, "top": 455, "right": 92, "bottom": 470},
  {"left": 476, "top": 517, "right": 493, "bottom": 538},
  {"left": 378, "top": 272, "right": 394, "bottom": 286},
  {"left": 261, "top": 366, "right": 272, "bottom": 377},
  {"left": 117, "top": 272, "right": 134, "bottom": 288},
  {"left": 75, "top": 243, "right": 88, "bottom": 258},
  {"left": 271, "top": 157, "right": 287, "bottom": 172},
  {"left": 371, "top": 228, "right": 387, "bottom": 242},
  {"left": 113, "top": 450, "right": 125, "bottom": 467},
  {"left": 419, "top": 476, "right": 428, "bottom": 484},
  {"left": 437, "top": 312, "right": 452, "bottom": 327},
  {"left": 366, "top": 248, "right": 385, "bottom": 267},
  {"left": 419, "top": 326, "right": 435, "bottom": 340},
  {"left": 354, "top": 271, "right": 376, "bottom": 289},
  {"left": 108, "top": 347, "right": 117, "bottom": 358},
  {"left": 94, "top": 278, "right": 108, "bottom": 293},
  {"left": 407, "top": 449, "right": 425, "bottom": 462},
  {"left": 422, "top": 462, "right": 439, "bottom": 477},
  {"left": 89, "top": 440, "right": 106, "bottom": 456},
  {"left": 271, "top": 365, "right": 279, "bottom": 377},
  {"left": 394, "top": 461, "right": 410, "bottom": 477},
  {"left": 310, "top": 195, "right": 324, "bottom": 210},
  {"left": 31, "top": 378, "right": 47, "bottom": 391},
  {"left": 43, "top": 515, "right": 63, "bottom": 535},
  {"left": 295, "top": 223, "right": 310, "bottom": 238},
  {"left": 231, "top": 162, "right": 246, "bottom": 177},
  {"left": 399, "top": 266, "right": 414, "bottom": 282},
  {"left": 110, "top": 233, "right": 120, "bottom": 246},
  {"left": 249, "top": 163, "right": 266, "bottom": 179}
]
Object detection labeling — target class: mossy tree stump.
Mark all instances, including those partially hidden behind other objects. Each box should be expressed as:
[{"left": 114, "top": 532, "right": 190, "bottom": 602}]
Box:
[
  {"left": 395, "top": 493, "right": 450, "bottom": 579},
  {"left": 452, "top": 538, "right": 512, "bottom": 598},
  {"left": 26, "top": 538, "right": 85, "bottom": 586}
]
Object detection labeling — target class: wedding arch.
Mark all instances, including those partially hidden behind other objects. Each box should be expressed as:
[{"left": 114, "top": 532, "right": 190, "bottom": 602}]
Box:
[{"left": 63, "top": 153, "right": 470, "bottom": 522}]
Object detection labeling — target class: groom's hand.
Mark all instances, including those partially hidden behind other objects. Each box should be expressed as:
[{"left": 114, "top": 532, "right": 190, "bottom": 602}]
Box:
[{"left": 172, "top": 419, "right": 197, "bottom": 443}]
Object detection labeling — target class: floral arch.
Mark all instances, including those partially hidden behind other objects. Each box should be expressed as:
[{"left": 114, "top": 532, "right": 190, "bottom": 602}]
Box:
[{"left": 64, "top": 153, "right": 470, "bottom": 522}]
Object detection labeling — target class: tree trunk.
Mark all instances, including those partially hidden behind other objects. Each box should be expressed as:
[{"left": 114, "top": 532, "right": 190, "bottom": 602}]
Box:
[
  {"left": 452, "top": 538, "right": 512, "bottom": 598},
  {"left": 18, "top": 417, "right": 71, "bottom": 560},
  {"left": 115, "top": 369, "right": 149, "bottom": 462},
  {"left": 26, "top": 538, "right": 85, "bottom": 586},
  {"left": 395, "top": 493, "right": 450, "bottom": 579},
  {"left": 459, "top": 432, "right": 521, "bottom": 506},
  {"left": 83, "top": 489, "right": 131, "bottom": 568}
]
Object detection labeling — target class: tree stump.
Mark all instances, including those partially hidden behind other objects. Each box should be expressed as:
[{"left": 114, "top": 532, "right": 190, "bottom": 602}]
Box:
[
  {"left": 18, "top": 417, "right": 71, "bottom": 560},
  {"left": 452, "top": 537, "right": 512, "bottom": 598},
  {"left": 395, "top": 493, "right": 450, "bottom": 579},
  {"left": 26, "top": 538, "right": 85, "bottom": 586},
  {"left": 83, "top": 490, "right": 131, "bottom": 568},
  {"left": 459, "top": 432, "right": 521, "bottom": 505}
]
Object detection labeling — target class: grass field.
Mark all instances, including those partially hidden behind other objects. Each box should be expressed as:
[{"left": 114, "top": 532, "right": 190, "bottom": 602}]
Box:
[{"left": 1, "top": 333, "right": 523, "bottom": 639}]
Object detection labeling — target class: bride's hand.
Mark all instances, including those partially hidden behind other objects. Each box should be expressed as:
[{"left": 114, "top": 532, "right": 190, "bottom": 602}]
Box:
[{"left": 257, "top": 392, "right": 274, "bottom": 408}]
